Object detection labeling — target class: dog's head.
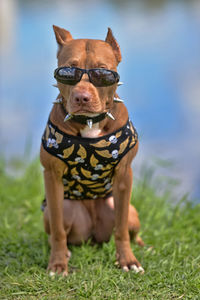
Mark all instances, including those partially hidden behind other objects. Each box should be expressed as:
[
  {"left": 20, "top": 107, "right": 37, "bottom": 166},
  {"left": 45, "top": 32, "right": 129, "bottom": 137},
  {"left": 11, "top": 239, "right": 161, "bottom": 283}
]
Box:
[{"left": 53, "top": 25, "right": 121, "bottom": 116}]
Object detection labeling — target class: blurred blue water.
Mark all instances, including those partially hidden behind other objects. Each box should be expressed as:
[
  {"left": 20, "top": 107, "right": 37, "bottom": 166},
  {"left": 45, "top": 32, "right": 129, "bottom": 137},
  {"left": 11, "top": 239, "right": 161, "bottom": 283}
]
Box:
[{"left": 0, "top": 0, "right": 200, "bottom": 200}]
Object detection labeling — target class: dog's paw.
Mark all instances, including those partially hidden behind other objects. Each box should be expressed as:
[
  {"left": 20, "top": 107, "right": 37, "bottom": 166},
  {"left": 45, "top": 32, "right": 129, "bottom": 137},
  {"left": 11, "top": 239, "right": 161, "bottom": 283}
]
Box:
[
  {"left": 48, "top": 264, "right": 68, "bottom": 277},
  {"left": 67, "top": 250, "right": 72, "bottom": 258},
  {"left": 121, "top": 263, "right": 144, "bottom": 274},
  {"left": 115, "top": 258, "right": 144, "bottom": 273},
  {"left": 116, "top": 242, "right": 144, "bottom": 274},
  {"left": 135, "top": 235, "right": 145, "bottom": 247},
  {"left": 48, "top": 262, "right": 68, "bottom": 277},
  {"left": 127, "top": 265, "right": 144, "bottom": 274},
  {"left": 47, "top": 253, "right": 69, "bottom": 277},
  {"left": 49, "top": 270, "right": 68, "bottom": 277}
]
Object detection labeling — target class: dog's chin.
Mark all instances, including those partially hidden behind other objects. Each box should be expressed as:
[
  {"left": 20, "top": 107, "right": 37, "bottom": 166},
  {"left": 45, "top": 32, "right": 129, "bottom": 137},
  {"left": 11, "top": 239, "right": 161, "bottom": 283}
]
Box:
[{"left": 70, "top": 110, "right": 104, "bottom": 117}]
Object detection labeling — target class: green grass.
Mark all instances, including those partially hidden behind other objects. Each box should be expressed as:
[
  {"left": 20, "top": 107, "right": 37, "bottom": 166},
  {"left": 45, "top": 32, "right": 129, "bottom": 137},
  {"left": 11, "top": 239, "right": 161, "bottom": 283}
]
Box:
[{"left": 0, "top": 158, "right": 200, "bottom": 299}]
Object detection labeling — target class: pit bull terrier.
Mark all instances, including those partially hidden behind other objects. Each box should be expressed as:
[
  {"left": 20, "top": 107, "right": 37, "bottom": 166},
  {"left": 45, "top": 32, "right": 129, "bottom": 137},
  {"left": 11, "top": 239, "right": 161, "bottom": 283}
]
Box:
[{"left": 40, "top": 25, "right": 144, "bottom": 276}]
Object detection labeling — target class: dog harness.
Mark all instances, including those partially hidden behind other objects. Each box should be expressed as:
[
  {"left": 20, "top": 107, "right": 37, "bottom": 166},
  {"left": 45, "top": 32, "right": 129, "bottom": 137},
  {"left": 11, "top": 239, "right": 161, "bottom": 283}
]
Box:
[{"left": 42, "top": 118, "right": 138, "bottom": 200}]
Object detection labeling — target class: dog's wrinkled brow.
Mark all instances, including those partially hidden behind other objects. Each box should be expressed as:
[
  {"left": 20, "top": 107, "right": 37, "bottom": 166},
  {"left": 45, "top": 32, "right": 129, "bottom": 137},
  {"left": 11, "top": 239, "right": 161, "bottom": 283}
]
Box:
[{"left": 59, "top": 39, "right": 117, "bottom": 70}]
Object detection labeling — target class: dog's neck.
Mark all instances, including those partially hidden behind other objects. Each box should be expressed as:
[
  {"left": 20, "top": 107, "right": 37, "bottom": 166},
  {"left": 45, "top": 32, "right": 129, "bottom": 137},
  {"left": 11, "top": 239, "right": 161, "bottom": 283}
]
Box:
[
  {"left": 50, "top": 100, "right": 128, "bottom": 138},
  {"left": 80, "top": 123, "right": 101, "bottom": 138},
  {"left": 72, "top": 112, "right": 102, "bottom": 138}
]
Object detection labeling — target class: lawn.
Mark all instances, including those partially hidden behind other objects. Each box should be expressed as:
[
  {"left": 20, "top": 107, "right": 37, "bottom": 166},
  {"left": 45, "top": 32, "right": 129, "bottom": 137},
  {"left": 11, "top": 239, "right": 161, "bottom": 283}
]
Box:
[{"left": 0, "top": 157, "right": 200, "bottom": 299}]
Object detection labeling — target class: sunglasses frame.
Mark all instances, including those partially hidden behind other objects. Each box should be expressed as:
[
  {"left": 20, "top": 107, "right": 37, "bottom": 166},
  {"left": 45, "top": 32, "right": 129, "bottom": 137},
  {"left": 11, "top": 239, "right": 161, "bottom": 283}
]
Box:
[{"left": 54, "top": 67, "right": 120, "bottom": 87}]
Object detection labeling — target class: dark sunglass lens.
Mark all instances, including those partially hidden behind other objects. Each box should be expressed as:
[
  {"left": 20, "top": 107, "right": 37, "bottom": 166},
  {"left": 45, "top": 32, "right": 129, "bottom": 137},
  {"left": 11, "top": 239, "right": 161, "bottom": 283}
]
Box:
[
  {"left": 55, "top": 67, "right": 82, "bottom": 85},
  {"left": 89, "top": 69, "right": 119, "bottom": 87}
]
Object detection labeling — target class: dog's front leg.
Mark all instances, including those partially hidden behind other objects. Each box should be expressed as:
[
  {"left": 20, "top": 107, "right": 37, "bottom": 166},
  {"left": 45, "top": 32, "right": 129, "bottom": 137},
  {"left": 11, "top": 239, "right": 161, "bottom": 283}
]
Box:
[
  {"left": 44, "top": 168, "right": 69, "bottom": 275},
  {"left": 113, "top": 154, "right": 143, "bottom": 273}
]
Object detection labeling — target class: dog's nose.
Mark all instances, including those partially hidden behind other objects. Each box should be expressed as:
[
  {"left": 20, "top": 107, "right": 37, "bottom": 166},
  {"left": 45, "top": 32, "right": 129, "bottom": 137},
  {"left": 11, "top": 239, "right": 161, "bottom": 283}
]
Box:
[{"left": 73, "top": 91, "right": 92, "bottom": 104}]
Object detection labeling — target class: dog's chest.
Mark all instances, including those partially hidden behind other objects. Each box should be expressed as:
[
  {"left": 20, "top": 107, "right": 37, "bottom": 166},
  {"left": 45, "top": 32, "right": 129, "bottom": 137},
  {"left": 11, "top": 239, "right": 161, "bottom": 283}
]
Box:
[
  {"left": 80, "top": 123, "right": 101, "bottom": 138},
  {"left": 42, "top": 119, "right": 138, "bottom": 200}
]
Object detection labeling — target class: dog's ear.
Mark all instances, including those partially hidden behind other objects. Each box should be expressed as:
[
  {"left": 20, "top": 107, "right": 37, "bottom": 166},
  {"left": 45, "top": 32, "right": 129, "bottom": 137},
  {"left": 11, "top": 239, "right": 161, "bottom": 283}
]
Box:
[
  {"left": 105, "top": 28, "right": 121, "bottom": 64},
  {"left": 53, "top": 25, "right": 73, "bottom": 45}
]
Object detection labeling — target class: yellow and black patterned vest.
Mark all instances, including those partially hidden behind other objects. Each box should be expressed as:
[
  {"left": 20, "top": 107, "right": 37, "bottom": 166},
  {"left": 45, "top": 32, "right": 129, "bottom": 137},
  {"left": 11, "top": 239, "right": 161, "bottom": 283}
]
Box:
[{"left": 42, "top": 118, "right": 138, "bottom": 200}]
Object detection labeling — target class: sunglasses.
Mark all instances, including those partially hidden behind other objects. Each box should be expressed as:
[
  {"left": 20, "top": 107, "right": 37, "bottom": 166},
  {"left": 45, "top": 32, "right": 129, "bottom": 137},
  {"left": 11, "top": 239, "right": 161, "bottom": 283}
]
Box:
[{"left": 54, "top": 67, "right": 120, "bottom": 87}]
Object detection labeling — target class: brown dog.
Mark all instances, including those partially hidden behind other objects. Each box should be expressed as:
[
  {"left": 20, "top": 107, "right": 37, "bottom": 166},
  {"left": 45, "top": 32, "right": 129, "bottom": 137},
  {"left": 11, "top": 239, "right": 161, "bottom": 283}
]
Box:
[{"left": 40, "top": 25, "right": 144, "bottom": 276}]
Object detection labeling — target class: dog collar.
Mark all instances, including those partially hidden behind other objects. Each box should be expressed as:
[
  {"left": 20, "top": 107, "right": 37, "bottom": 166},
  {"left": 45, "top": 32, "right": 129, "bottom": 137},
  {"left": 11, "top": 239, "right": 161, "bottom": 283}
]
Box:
[
  {"left": 60, "top": 103, "right": 115, "bottom": 128},
  {"left": 53, "top": 96, "right": 124, "bottom": 128},
  {"left": 66, "top": 113, "right": 107, "bottom": 125}
]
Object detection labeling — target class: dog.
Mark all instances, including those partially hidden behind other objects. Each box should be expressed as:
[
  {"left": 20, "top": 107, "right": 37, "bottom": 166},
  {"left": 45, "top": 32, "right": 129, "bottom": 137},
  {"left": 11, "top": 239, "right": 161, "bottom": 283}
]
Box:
[{"left": 40, "top": 25, "right": 144, "bottom": 276}]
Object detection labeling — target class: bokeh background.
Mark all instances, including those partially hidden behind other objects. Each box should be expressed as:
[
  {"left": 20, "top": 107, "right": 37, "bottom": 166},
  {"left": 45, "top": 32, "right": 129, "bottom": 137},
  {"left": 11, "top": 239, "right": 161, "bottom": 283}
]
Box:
[{"left": 0, "top": 0, "right": 200, "bottom": 200}]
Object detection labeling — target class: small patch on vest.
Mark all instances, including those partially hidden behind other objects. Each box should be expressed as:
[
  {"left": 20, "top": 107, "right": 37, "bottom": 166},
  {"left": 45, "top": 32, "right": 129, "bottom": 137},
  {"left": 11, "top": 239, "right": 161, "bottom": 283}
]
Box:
[
  {"left": 109, "top": 135, "right": 118, "bottom": 144},
  {"left": 112, "top": 150, "right": 119, "bottom": 159},
  {"left": 91, "top": 174, "right": 99, "bottom": 180},
  {"left": 75, "top": 157, "right": 85, "bottom": 163},
  {"left": 47, "top": 138, "right": 58, "bottom": 149},
  {"left": 94, "top": 164, "right": 103, "bottom": 170}
]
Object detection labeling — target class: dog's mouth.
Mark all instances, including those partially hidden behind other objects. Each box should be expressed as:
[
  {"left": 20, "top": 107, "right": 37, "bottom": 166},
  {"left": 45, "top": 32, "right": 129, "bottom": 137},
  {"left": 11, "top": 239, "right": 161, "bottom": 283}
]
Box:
[{"left": 71, "top": 110, "right": 103, "bottom": 117}]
